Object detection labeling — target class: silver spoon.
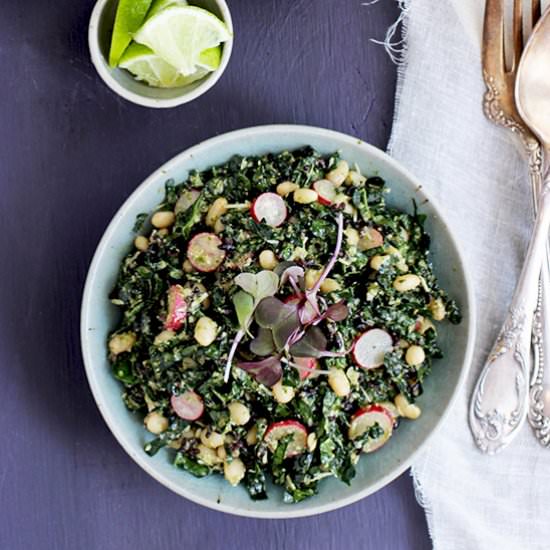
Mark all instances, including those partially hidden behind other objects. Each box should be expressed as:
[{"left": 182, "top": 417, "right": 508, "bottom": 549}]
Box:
[{"left": 469, "top": 7, "right": 550, "bottom": 454}]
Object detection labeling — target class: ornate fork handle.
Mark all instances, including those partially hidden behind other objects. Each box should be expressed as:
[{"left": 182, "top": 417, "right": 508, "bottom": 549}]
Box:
[{"left": 470, "top": 169, "right": 550, "bottom": 454}]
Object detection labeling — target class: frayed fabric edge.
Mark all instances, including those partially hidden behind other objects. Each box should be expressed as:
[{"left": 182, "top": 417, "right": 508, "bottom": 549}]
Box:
[
  {"left": 383, "top": 0, "right": 411, "bottom": 157},
  {"left": 382, "top": 1, "right": 438, "bottom": 542},
  {"left": 411, "top": 463, "right": 437, "bottom": 548}
]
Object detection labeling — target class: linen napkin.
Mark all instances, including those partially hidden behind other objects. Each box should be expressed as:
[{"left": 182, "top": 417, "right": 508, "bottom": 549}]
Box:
[{"left": 385, "top": 1, "right": 550, "bottom": 548}]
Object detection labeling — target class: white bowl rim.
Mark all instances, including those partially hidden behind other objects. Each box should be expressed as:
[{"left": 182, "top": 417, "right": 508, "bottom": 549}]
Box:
[
  {"left": 81, "top": 124, "right": 476, "bottom": 518},
  {"left": 88, "top": 0, "right": 234, "bottom": 109}
]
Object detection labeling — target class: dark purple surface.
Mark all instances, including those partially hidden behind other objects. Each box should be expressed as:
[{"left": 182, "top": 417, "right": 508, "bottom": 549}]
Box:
[{"left": 0, "top": 1, "right": 431, "bottom": 549}]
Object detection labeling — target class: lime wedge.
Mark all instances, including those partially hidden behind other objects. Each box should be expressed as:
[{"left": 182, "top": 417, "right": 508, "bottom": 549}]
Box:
[
  {"left": 197, "top": 46, "right": 222, "bottom": 71},
  {"left": 146, "top": 0, "right": 187, "bottom": 19},
  {"left": 119, "top": 43, "right": 208, "bottom": 88},
  {"left": 109, "top": 0, "right": 154, "bottom": 68},
  {"left": 133, "top": 6, "right": 231, "bottom": 76}
]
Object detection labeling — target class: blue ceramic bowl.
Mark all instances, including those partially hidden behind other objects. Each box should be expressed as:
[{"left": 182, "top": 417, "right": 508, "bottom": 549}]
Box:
[{"left": 81, "top": 125, "right": 475, "bottom": 518}]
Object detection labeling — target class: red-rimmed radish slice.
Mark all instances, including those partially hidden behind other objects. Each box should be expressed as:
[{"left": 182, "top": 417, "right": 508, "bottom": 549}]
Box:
[
  {"left": 313, "top": 179, "right": 337, "bottom": 206},
  {"left": 164, "top": 284, "right": 188, "bottom": 330},
  {"left": 358, "top": 227, "right": 384, "bottom": 251},
  {"left": 174, "top": 188, "right": 200, "bottom": 214},
  {"left": 251, "top": 193, "right": 287, "bottom": 227},
  {"left": 171, "top": 390, "right": 204, "bottom": 421},
  {"left": 293, "top": 356, "right": 319, "bottom": 380},
  {"left": 187, "top": 232, "right": 226, "bottom": 272},
  {"left": 264, "top": 419, "right": 308, "bottom": 457},
  {"left": 353, "top": 328, "right": 393, "bottom": 369},
  {"left": 348, "top": 404, "right": 394, "bottom": 453}
]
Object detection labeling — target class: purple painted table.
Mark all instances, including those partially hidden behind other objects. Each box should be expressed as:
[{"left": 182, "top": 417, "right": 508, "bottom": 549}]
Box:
[{"left": 0, "top": 1, "right": 431, "bottom": 548}]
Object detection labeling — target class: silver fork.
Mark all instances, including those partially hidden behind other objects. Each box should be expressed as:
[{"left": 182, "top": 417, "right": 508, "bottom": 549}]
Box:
[{"left": 469, "top": 0, "right": 550, "bottom": 453}]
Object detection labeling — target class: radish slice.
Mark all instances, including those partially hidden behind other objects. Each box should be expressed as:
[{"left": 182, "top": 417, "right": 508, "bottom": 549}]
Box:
[
  {"left": 313, "top": 179, "right": 337, "bottom": 206},
  {"left": 251, "top": 193, "right": 287, "bottom": 227},
  {"left": 293, "top": 356, "right": 319, "bottom": 380},
  {"left": 264, "top": 419, "right": 308, "bottom": 457},
  {"left": 174, "top": 188, "right": 200, "bottom": 214},
  {"left": 353, "top": 328, "right": 393, "bottom": 369},
  {"left": 164, "top": 284, "right": 188, "bottom": 330},
  {"left": 348, "top": 404, "right": 394, "bottom": 453},
  {"left": 187, "top": 232, "right": 226, "bottom": 272},
  {"left": 171, "top": 390, "right": 204, "bottom": 420}
]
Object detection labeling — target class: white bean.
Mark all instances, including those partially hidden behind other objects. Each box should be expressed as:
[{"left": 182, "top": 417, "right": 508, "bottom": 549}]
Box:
[
  {"left": 151, "top": 211, "right": 175, "bottom": 229},
  {"left": 328, "top": 368, "right": 351, "bottom": 397},
  {"left": 276, "top": 181, "right": 299, "bottom": 197},
  {"left": 228, "top": 402, "right": 251, "bottom": 425},
  {"left": 134, "top": 235, "right": 149, "bottom": 251},
  {"left": 305, "top": 269, "right": 321, "bottom": 290},
  {"left": 272, "top": 381, "right": 295, "bottom": 403},
  {"left": 259, "top": 250, "right": 278, "bottom": 270},
  {"left": 246, "top": 425, "right": 258, "bottom": 446},
  {"left": 144, "top": 411, "right": 169, "bottom": 434},
  {"left": 405, "top": 345, "right": 425, "bottom": 367},
  {"left": 224, "top": 458, "right": 246, "bottom": 486},
  {"left": 394, "top": 393, "right": 422, "bottom": 420},
  {"left": 154, "top": 330, "right": 175, "bottom": 345},
  {"left": 320, "top": 278, "right": 340, "bottom": 293},
  {"left": 326, "top": 160, "right": 349, "bottom": 187},
  {"left": 293, "top": 188, "right": 318, "bottom": 204},
  {"left": 370, "top": 255, "right": 389, "bottom": 271},
  {"left": 194, "top": 316, "right": 218, "bottom": 346},
  {"left": 344, "top": 227, "right": 360, "bottom": 246},
  {"left": 108, "top": 332, "right": 136, "bottom": 355},
  {"left": 200, "top": 429, "right": 225, "bottom": 449},
  {"left": 198, "top": 444, "right": 221, "bottom": 466},
  {"left": 206, "top": 198, "right": 228, "bottom": 227},
  {"left": 429, "top": 297, "right": 446, "bottom": 321},
  {"left": 393, "top": 274, "right": 421, "bottom": 292}
]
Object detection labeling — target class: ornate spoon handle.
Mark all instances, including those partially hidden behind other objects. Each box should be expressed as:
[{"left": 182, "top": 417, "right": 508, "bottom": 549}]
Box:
[
  {"left": 529, "top": 266, "right": 550, "bottom": 445},
  {"left": 470, "top": 171, "right": 550, "bottom": 454}
]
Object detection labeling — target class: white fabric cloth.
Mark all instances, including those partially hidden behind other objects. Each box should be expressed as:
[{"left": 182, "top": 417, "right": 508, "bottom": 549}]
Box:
[{"left": 387, "top": 1, "right": 550, "bottom": 549}]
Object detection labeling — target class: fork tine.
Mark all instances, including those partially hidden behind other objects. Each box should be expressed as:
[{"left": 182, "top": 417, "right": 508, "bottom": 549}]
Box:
[
  {"left": 512, "top": 0, "right": 523, "bottom": 68},
  {"left": 532, "top": 0, "right": 542, "bottom": 26},
  {"left": 483, "top": 0, "right": 505, "bottom": 76}
]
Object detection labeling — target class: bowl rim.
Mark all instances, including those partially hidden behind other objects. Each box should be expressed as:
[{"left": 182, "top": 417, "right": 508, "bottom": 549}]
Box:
[
  {"left": 88, "top": 0, "right": 234, "bottom": 108},
  {"left": 81, "top": 124, "right": 476, "bottom": 518}
]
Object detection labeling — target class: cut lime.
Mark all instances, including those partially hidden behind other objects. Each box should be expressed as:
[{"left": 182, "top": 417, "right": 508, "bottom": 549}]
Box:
[
  {"left": 109, "top": 0, "right": 153, "bottom": 67},
  {"left": 146, "top": 0, "right": 187, "bottom": 19},
  {"left": 197, "top": 46, "right": 222, "bottom": 71},
  {"left": 133, "top": 6, "right": 231, "bottom": 76},
  {"left": 119, "top": 43, "right": 208, "bottom": 88}
]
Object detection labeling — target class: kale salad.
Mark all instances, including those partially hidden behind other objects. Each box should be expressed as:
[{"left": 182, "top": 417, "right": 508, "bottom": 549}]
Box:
[{"left": 107, "top": 147, "right": 460, "bottom": 503}]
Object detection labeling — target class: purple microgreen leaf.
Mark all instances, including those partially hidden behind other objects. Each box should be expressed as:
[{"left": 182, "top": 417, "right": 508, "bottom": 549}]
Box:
[
  {"left": 325, "top": 301, "right": 349, "bottom": 322},
  {"left": 249, "top": 327, "right": 276, "bottom": 356},
  {"left": 307, "top": 212, "right": 344, "bottom": 297},
  {"left": 238, "top": 355, "right": 283, "bottom": 387},
  {"left": 224, "top": 329, "right": 245, "bottom": 382},
  {"left": 255, "top": 297, "right": 295, "bottom": 328},
  {"left": 280, "top": 265, "right": 305, "bottom": 287},
  {"left": 289, "top": 326, "right": 328, "bottom": 358},
  {"left": 300, "top": 296, "right": 320, "bottom": 324},
  {"left": 272, "top": 308, "right": 301, "bottom": 350},
  {"left": 288, "top": 275, "right": 302, "bottom": 296},
  {"left": 274, "top": 261, "right": 297, "bottom": 277}
]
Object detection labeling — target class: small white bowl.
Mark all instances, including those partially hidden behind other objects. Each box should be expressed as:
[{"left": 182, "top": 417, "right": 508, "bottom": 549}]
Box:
[{"left": 88, "top": 0, "right": 233, "bottom": 108}]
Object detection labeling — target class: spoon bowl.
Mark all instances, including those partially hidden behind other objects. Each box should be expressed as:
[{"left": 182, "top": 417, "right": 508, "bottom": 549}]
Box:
[{"left": 516, "top": 7, "right": 550, "bottom": 149}]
